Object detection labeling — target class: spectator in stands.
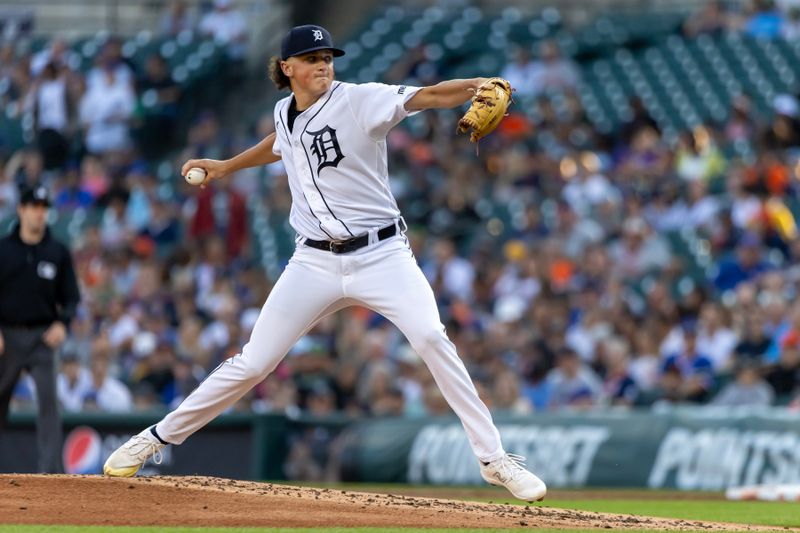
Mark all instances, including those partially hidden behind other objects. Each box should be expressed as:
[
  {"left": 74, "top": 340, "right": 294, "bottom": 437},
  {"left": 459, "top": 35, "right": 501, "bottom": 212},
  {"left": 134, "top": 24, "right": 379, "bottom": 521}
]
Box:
[
  {"left": 500, "top": 46, "right": 538, "bottom": 97},
  {"left": 0, "top": 43, "right": 17, "bottom": 87},
  {"left": 561, "top": 152, "right": 620, "bottom": 218},
  {"left": 600, "top": 337, "right": 639, "bottom": 407},
  {"left": 57, "top": 350, "right": 91, "bottom": 411},
  {"left": 529, "top": 40, "right": 580, "bottom": 95},
  {"left": 712, "top": 360, "right": 774, "bottom": 406},
  {"left": 781, "top": 6, "right": 800, "bottom": 38},
  {"left": 734, "top": 314, "right": 772, "bottom": 361},
  {"left": 189, "top": 178, "right": 248, "bottom": 259},
  {"left": 179, "top": 110, "right": 226, "bottom": 162},
  {"left": 136, "top": 54, "right": 181, "bottom": 159},
  {"left": 81, "top": 355, "right": 133, "bottom": 412},
  {"left": 30, "top": 38, "right": 75, "bottom": 78},
  {"left": 79, "top": 155, "right": 110, "bottom": 200},
  {"left": 199, "top": 0, "right": 248, "bottom": 60},
  {"left": 549, "top": 203, "right": 602, "bottom": 260},
  {"left": 629, "top": 328, "right": 661, "bottom": 391},
  {"left": 304, "top": 381, "right": 338, "bottom": 415},
  {"left": 165, "top": 356, "right": 202, "bottom": 409},
  {"left": 492, "top": 242, "right": 541, "bottom": 318},
  {"left": 140, "top": 196, "right": 181, "bottom": 254},
  {"left": 0, "top": 161, "right": 19, "bottom": 219},
  {"left": 683, "top": 0, "right": 730, "bottom": 37},
  {"left": 765, "top": 332, "right": 800, "bottom": 399},
  {"left": 79, "top": 64, "right": 136, "bottom": 156},
  {"left": 392, "top": 345, "right": 425, "bottom": 416},
  {"left": 762, "top": 94, "right": 800, "bottom": 150},
  {"left": 6, "top": 148, "right": 45, "bottom": 190},
  {"left": 674, "top": 126, "right": 726, "bottom": 183},
  {"left": 491, "top": 370, "right": 533, "bottom": 414},
  {"left": 661, "top": 320, "right": 715, "bottom": 403},
  {"left": 4, "top": 53, "right": 32, "bottom": 113},
  {"left": 744, "top": 0, "right": 784, "bottom": 39},
  {"left": 131, "top": 381, "right": 159, "bottom": 411},
  {"left": 123, "top": 165, "right": 154, "bottom": 233},
  {"left": 27, "top": 62, "right": 71, "bottom": 170},
  {"left": 54, "top": 165, "right": 93, "bottom": 211},
  {"left": 714, "top": 232, "right": 773, "bottom": 292},
  {"left": 565, "top": 303, "right": 611, "bottom": 363},
  {"left": 609, "top": 217, "right": 671, "bottom": 280},
  {"left": 86, "top": 37, "right": 134, "bottom": 91},
  {"left": 546, "top": 348, "right": 603, "bottom": 410},
  {"left": 422, "top": 382, "right": 451, "bottom": 415},
  {"left": 724, "top": 95, "right": 758, "bottom": 144},
  {"left": 684, "top": 180, "right": 722, "bottom": 232},
  {"left": 99, "top": 188, "right": 132, "bottom": 249},
  {"left": 619, "top": 97, "right": 660, "bottom": 145},
  {"left": 59, "top": 312, "right": 93, "bottom": 366},
  {"left": 697, "top": 302, "right": 738, "bottom": 371},
  {"left": 131, "top": 340, "right": 178, "bottom": 407},
  {"left": 159, "top": 0, "right": 197, "bottom": 37},
  {"left": 175, "top": 315, "right": 212, "bottom": 369},
  {"left": 385, "top": 44, "right": 441, "bottom": 86},
  {"left": 617, "top": 125, "right": 671, "bottom": 181},
  {"left": 104, "top": 296, "right": 139, "bottom": 352},
  {"left": 422, "top": 238, "right": 475, "bottom": 304}
]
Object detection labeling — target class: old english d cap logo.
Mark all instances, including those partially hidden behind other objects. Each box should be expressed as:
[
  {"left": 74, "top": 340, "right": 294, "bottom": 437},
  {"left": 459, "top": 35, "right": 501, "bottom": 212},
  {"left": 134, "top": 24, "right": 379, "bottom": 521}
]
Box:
[{"left": 281, "top": 24, "right": 345, "bottom": 60}]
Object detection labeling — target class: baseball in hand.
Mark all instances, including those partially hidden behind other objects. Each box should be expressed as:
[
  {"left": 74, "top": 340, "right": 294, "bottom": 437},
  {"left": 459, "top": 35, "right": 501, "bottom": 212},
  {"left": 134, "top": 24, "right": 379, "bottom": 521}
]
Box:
[{"left": 185, "top": 167, "right": 207, "bottom": 186}]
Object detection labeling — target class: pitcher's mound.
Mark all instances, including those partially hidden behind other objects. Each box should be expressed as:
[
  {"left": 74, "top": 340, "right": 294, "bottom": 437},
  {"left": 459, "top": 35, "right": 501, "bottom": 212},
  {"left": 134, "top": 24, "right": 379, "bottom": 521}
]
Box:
[{"left": 0, "top": 474, "right": 769, "bottom": 530}]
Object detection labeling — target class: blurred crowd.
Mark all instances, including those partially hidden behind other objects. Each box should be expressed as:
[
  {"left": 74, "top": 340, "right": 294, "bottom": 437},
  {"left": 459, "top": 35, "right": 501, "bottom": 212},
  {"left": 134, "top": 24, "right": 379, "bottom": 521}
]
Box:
[
  {"left": 683, "top": 0, "right": 800, "bottom": 40},
  {"left": 4, "top": 1, "right": 800, "bottom": 436}
]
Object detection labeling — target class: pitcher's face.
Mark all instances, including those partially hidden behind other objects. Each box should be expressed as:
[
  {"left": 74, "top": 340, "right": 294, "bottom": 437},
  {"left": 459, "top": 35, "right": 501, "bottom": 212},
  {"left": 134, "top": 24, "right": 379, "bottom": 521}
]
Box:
[{"left": 283, "top": 50, "right": 334, "bottom": 97}]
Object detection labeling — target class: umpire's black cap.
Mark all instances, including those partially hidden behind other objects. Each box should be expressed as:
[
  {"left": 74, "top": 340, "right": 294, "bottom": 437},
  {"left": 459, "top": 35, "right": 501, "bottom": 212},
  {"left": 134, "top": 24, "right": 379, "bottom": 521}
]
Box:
[
  {"left": 281, "top": 25, "right": 345, "bottom": 60},
  {"left": 20, "top": 184, "right": 51, "bottom": 207}
]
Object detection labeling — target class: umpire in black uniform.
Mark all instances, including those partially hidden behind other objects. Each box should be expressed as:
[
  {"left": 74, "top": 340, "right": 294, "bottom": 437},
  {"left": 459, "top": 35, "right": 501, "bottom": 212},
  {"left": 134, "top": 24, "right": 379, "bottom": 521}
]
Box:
[{"left": 0, "top": 185, "right": 80, "bottom": 472}]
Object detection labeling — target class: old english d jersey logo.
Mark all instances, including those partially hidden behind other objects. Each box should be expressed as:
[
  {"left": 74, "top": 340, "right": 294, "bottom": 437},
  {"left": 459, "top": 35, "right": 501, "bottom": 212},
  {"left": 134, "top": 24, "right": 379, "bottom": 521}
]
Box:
[{"left": 306, "top": 125, "right": 344, "bottom": 174}]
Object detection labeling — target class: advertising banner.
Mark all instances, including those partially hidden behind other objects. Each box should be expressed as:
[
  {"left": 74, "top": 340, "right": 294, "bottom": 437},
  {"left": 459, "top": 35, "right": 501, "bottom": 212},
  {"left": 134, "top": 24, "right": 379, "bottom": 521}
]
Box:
[
  {"left": 342, "top": 408, "right": 800, "bottom": 489},
  {"left": 0, "top": 413, "right": 260, "bottom": 479}
]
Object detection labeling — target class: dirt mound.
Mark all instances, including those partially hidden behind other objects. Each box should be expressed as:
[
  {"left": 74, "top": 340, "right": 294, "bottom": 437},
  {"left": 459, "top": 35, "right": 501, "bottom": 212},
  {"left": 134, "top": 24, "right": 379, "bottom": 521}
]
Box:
[{"left": 0, "top": 474, "right": 776, "bottom": 530}]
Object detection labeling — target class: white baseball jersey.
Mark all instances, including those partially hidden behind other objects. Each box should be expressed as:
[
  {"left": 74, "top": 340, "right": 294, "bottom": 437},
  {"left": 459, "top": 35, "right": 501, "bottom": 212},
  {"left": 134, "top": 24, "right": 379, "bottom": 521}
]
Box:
[{"left": 272, "top": 81, "right": 421, "bottom": 240}]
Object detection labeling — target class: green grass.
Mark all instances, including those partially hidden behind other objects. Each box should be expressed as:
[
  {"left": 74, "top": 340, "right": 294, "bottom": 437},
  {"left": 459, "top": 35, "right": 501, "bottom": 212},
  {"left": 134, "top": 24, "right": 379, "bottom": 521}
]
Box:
[
  {"left": 312, "top": 484, "right": 798, "bottom": 528},
  {"left": 536, "top": 499, "right": 799, "bottom": 528}
]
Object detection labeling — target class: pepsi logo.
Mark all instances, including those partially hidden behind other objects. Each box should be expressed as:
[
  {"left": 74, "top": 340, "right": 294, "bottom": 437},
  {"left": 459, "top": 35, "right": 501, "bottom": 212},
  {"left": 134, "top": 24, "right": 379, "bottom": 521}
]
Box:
[{"left": 63, "top": 426, "right": 102, "bottom": 474}]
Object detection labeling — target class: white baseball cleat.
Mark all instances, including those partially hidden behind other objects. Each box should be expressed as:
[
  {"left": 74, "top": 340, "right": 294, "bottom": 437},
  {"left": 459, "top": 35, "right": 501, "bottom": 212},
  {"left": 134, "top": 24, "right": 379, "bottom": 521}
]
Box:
[
  {"left": 480, "top": 453, "right": 547, "bottom": 502},
  {"left": 103, "top": 427, "right": 166, "bottom": 477}
]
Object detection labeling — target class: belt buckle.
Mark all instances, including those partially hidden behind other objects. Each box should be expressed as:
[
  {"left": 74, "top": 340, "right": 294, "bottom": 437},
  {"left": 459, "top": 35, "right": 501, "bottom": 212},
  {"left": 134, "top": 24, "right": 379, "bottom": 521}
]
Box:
[{"left": 329, "top": 239, "right": 345, "bottom": 253}]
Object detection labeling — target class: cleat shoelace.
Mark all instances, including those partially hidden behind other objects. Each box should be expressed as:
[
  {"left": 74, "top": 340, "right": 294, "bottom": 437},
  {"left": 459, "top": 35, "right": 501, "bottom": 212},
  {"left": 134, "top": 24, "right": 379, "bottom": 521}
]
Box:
[
  {"left": 494, "top": 453, "right": 528, "bottom": 482},
  {"left": 125, "top": 435, "right": 163, "bottom": 465}
]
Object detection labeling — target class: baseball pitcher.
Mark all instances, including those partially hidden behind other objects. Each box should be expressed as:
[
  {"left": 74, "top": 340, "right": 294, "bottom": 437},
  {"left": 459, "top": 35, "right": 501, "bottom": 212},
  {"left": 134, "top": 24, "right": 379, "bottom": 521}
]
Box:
[{"left": 104, "top": 24, "right": 544, "bottom": 502}]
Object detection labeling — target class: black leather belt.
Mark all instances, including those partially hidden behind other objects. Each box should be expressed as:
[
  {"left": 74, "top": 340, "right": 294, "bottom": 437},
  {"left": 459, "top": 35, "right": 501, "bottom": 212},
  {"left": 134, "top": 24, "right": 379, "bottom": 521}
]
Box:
[{"left": 304, "top": 222, "right": 402, "bottom": 254}]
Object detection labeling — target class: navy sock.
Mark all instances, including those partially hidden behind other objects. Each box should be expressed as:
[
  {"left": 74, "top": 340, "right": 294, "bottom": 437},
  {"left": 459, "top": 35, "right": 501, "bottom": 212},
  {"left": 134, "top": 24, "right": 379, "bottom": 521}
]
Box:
[{"left": 150, "top": 426, "right": 169, "bottom": 445}]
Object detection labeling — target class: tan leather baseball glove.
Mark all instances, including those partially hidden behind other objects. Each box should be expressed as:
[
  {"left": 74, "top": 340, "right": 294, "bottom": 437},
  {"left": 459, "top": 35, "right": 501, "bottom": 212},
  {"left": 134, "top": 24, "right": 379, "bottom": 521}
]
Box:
[{"left": 457, "top": 77, "right": 513, "bottom": 143}]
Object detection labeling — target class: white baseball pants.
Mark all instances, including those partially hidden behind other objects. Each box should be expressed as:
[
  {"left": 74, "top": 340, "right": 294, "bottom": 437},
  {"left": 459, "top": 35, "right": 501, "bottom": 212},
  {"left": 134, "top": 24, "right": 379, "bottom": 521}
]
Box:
[{"left": 156, "top": 233, "right": 505, "bottom": 462}]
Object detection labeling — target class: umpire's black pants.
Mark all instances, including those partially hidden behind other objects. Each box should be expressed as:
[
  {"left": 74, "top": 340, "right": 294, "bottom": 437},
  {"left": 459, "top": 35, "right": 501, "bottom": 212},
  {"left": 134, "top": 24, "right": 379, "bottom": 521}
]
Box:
[{"left": 0, "top": 326, "right": 62, "bottom": 473}]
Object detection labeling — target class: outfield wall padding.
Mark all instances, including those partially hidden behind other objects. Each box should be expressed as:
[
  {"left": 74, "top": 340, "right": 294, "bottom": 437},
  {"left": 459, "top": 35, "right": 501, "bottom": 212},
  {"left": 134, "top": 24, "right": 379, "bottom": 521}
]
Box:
[{"left": 3, "top": 408, "right": 797, "bottom": 489}]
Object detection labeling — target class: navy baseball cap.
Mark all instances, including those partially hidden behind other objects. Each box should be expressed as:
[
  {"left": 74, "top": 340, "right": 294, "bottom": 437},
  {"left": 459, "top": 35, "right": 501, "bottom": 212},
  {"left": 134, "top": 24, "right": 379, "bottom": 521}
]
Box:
[
  {"left": 281, "top": 25, "right": 345, "bottom": 60},
  {"left": 20, "top": 184, "right": 51, "bottom": 206}
]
